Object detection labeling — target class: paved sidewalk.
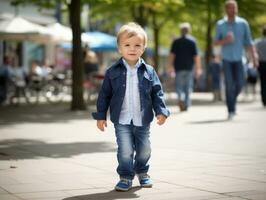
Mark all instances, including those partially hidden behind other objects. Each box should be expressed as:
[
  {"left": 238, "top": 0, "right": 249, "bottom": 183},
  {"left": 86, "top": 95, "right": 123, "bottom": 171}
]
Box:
[{"left": 0, "top": 93, "right": 265, "bottom": 200}]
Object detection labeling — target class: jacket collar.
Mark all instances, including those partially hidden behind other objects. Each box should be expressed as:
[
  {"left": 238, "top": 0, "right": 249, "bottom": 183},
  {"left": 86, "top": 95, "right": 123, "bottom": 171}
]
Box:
[{"left": 114, "top": 57, "right": 148, "bottom": 71}]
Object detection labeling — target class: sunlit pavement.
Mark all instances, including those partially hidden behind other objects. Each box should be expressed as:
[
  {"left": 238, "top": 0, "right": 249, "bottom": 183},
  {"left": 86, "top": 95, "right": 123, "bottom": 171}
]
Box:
[{"left": 0, "top": 92, "right": 265, "bottom": 200}]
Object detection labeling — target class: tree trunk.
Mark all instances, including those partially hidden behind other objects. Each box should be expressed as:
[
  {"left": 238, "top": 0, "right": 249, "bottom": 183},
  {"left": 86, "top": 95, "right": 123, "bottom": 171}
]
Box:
[
  {"left": 205, "top": 0, "right": 212, "bottom": 66},
  {"left": 205, "top": 0, "right": 213, "bottom": 92},
  {"left": 153, "top": 27, "right": 159, "bottom": 72},
  {"left": 151, "top": 11, "right": 160, "bottom": 72},
  {"left": 69, "top": 0, "right": 86, "bottom": 110}
]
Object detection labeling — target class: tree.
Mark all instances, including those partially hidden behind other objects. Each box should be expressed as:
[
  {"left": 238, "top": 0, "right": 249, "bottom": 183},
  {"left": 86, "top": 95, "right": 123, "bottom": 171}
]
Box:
[
  {"left": 68, "top": 0, "right": 86, "bottom": 110},
  {"left": 11, "top": 0, "right": 86, "bottom": 110},
  {"left": 88, "top": 0, "right": 184, "bottom": 71}
]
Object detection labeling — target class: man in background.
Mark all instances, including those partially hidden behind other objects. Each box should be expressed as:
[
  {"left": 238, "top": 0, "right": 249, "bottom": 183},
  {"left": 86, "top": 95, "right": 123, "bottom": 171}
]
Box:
[
  {"left": 167, "top": 22, "right": 201, "bottom": 112},
  {"left": 255, "top": 25, "right": 266, "bottom": 107},
  {"left": 214, "top": 0, "right": 258, "bottom": 120}
]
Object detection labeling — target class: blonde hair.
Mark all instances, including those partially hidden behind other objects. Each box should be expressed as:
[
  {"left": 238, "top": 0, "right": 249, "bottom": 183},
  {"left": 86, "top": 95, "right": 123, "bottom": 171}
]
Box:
[
  {"left": 117, "top": 22, "right": 148, "bottom": 48},
  {"left": 225, "top": 0, "right": 238, "bottom": 10}
]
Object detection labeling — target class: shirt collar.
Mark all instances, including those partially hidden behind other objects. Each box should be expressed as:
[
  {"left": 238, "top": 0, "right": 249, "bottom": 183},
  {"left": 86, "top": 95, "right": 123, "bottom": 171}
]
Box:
[
  {"left": 223, "top": 16, "right": 240, "bottom": 23},
  {"left": 115, "top": 57, "right": 147, "bottom": 71},
  {"left": 122, "top": 58, "right": 142, "bottom": 70}
]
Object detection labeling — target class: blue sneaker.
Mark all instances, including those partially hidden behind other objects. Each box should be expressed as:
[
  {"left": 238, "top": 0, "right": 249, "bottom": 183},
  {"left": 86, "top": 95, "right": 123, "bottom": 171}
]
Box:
[
  {"left": 115, "top": 178, "right": 132, "bottom": 191},
  {"left": 138, "top": 173, "right": 153, "bottom": 188}
]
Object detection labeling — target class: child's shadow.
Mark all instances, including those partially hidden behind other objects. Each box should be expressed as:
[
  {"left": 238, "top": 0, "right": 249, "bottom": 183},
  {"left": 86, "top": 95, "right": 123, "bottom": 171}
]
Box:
[{"left": 62, "top": 187, "right": 142, "bottom": 200}]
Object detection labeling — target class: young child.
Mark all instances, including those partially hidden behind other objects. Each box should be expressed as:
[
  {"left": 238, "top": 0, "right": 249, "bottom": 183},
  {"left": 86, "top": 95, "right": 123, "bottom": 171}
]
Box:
[{"left": 92, "top": 22, "right": 170, "bottom": 191}]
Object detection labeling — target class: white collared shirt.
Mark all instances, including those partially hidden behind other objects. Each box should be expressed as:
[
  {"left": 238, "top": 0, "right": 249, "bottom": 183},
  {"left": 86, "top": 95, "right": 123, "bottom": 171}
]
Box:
[{"left": 119, "top": 58, "right": 142, "bottom": 126}]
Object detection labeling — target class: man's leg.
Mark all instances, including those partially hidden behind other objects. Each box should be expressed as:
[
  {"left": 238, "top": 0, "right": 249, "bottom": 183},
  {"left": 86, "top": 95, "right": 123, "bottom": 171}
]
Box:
[
  {"left": 234, "top": 61, "right": 245, "bottom": 102},
  {"left": 223, "top": 60, "right": 235, "bottom": 114},
  {"left": 175, "top": 72, "right": 186, "bottom": 111},
  {"left": 175, "top": 72, "right": 182, "bottom": 102},
  {"left": 259, "top": 63, "right": 266, "bottom": 106},
  {"left": 183, "top": 70, "right": 193, "bottom": 110}
]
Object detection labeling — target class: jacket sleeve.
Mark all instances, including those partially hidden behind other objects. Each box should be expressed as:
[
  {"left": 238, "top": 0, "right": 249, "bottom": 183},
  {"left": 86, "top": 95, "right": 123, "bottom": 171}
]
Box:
[
  {"left": 151, "top": 69, "right": 170, "bottom": 118},
  {"left": 91, "top": 70, "right": 112, "bottom": 120}
]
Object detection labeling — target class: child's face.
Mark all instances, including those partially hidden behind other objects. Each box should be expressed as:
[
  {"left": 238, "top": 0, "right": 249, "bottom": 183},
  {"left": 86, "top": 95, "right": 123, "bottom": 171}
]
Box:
[{"left": 118, "top": 33, "right": 145, "bottom": 66}]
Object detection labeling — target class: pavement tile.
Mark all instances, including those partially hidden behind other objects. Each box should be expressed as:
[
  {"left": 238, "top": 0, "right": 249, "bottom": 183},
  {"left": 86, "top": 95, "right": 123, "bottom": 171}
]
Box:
[
  {"left": 15, "top": 191, "right": 70, "bottom": 200},
  {"left": 0, "top": 93, "right": 265, "bottom": 200},
  {"left": 210, "top": 198, "right": 247, "bottom": 200},
  {"left": 64, "top": 188, "right": 112, "bottom": 196},
  {"left": 243, "top": 193, "right": 266, "bottom": 200},
  {"left": 1, "top": 182, "right": 94, "bottom": 194},
  {"left": 0, "top": 187, "right": 8, "bottom": 194},
  {"left": 0, "top": 194, "right": 21, "bottom": 200},
  {"left": 0, "top": 175, "right": 20, "bottom": 185}
]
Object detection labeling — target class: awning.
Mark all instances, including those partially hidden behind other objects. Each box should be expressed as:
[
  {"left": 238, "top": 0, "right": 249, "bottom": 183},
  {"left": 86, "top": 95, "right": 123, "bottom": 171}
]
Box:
[{"left": 59, "top": 31, "right": 117, "bottom": 52}]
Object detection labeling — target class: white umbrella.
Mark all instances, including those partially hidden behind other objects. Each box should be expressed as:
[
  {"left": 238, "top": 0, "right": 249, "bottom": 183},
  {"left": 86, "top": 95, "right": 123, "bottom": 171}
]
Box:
[
  {"left": 0, "top": 16, "right": 92, "bottom": 44},
  {"left": 0, "top": 16, "right": 50, "bottom": 42},
  {"left": 46, "top": 22, "right": 92, "bottom": 43},
  {"left": 46, "top": 23, "right": 72, "bottom": 42}
]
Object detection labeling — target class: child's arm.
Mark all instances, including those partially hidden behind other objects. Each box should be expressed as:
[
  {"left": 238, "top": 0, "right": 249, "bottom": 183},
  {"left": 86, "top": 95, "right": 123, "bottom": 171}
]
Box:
[
  {"left": 151, "top": 69, "right": 170, "bottom": 120},
  {"left": 97, "top": 120, "right": 107, "bottom": 132},
  {"left": 92, "top": 70, "right": 112, "bottom": 128}
]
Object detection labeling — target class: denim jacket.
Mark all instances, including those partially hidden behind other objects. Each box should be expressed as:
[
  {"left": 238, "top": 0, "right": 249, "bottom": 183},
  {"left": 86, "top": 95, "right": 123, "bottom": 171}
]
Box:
[{"left": 92, "top": 58, "right": 170, "bottom": 126}]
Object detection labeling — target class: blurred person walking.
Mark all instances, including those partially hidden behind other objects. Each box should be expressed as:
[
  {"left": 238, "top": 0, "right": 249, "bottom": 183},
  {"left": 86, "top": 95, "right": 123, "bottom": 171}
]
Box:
[
  {"left": 9, "top": 64, "right": 28, "bottom": 105},
  {"left": 208, "top": 54, "right": 222, "bottom": 102},
  {"left": 0, "top": 56, "right": 11, "bottom": 104},
  {"left": 255, "top": 25, "right": 266, "bottom": 107},
  {"left": 213, "top": 0, "right": 258, "bottom": 120},
  {"left": 84, "top": 48, "right": 99, "bottom": 78},
  {"left": 29, "top": 60, "right": 44, "bottom": 93},
  {"left": 167, "top": 22, "right": 201, "bottom": 112}
]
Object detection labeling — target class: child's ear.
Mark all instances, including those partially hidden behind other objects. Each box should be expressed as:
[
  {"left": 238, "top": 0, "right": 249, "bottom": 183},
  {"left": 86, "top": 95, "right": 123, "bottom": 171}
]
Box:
[{"left": 118, "top": 47, "right": 122, "bottom": 54}]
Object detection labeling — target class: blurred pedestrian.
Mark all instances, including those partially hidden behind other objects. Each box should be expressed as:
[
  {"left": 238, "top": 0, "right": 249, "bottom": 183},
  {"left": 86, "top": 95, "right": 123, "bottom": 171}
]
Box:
[
  {"left": 84, "top": 48, "right": 99, "bottom": 79},
  {"left": 9, "top": 64, "right": 28, "bottom": 105},
  {"left": 243, "top": 53, "right": 258, "bottom": 101},
  {"left": 29, "top": 60, "right": 44, "bottom": 92},
  {"left": 92, "top": 22, "right": 170, "bottom": 191},
  {"left": 208, "top": 54, "right": 222, "bottom": 102},
  {"left": 42, "top": 59, "right": 53, "bottom": 81},
  {"left": 0, "top": 56, "right": 11, "bottom": 104},
  {"left": 255, "top": 25, "right": 266, "bottom": 107},
  {"left": 167, "top": 22, "right": 201, "bottom": 112},
  {"left": 213, "top": 0, "right": 258, "bottom": 120}
]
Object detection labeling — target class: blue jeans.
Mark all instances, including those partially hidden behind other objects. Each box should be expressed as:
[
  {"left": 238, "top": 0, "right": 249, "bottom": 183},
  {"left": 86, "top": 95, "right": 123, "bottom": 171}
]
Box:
[
  {"left": 175, "top": 70, "right": 193, "bottom": 108},
  {"left": 114, "top": 123, "right": 151, "bottom": 180},
  {"left": 222, "top": 60, "right": 245, "bottom": 113}
]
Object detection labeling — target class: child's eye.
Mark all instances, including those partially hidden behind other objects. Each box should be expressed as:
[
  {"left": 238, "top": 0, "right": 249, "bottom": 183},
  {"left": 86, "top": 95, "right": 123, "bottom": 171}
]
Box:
[
  {"left": 136, "top": 44, "right": 141, "bottom": 47},
  {"left": 125, "top": 44, "right": 130, "bottom": 47}
]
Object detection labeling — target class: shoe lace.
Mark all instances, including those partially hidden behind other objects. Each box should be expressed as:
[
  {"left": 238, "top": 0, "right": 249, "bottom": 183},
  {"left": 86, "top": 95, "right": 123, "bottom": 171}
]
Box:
[
  {"left": 120, "top": 178, "right": 131, "bottom": 184},
  {"left": 138, "top": 173, "right": 150, "bottom": 180}
]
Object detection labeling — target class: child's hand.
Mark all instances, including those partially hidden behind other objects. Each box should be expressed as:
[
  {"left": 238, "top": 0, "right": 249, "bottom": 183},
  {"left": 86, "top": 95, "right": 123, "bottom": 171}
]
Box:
[
  {"left": 156, "top": 114, "right": 166, "bottom": 125},
  {"left": 97, "top": 120, "right": 107, "bottom": 132}
]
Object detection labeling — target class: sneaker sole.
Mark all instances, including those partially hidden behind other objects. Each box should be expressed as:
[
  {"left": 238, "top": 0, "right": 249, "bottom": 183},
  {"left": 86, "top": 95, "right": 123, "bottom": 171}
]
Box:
[
  {"left": 115, "top": 186, "right": 131, "bottom": 192},
  {"left": 141, "top": 184, "right": 153, "bottom": 188}
]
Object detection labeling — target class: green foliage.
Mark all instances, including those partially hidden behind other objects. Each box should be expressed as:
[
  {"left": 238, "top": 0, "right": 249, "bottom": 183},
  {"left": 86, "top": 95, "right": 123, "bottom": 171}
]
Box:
[
  {"left": 11, "top": 0, "right": 56, "bottom": 8},
  {"left": 237, "top": 0, "right": 266, "bottom": 38},
  {"left": 10, "top": 0, "right": 266, "bottom": 57}
]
